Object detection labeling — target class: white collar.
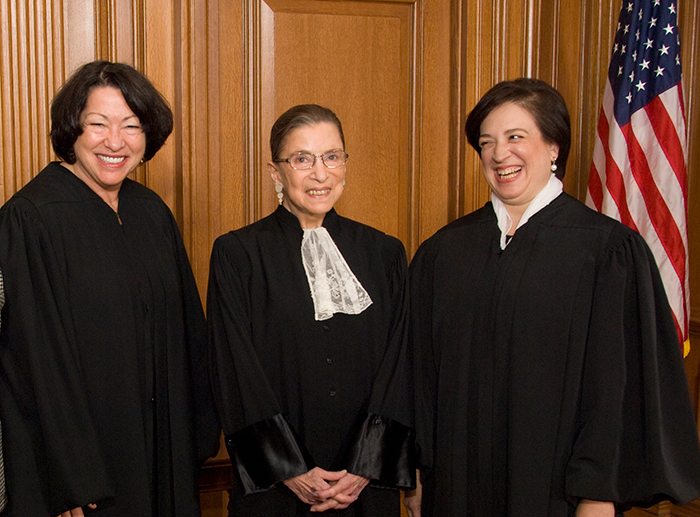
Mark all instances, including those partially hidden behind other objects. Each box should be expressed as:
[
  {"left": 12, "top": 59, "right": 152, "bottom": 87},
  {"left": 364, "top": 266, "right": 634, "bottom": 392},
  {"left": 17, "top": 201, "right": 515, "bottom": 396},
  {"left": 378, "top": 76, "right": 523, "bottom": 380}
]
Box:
[{"left": 491, "top": 174, "right": 563, "bottom": 250}]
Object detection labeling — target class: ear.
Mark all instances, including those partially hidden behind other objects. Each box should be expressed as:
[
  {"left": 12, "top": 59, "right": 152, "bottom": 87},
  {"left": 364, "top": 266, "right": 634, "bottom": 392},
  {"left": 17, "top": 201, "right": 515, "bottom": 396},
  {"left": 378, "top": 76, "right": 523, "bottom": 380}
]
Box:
[
  {"left": 548, "top": 143, "right": 560, "bottom": 163},
  {"left": 268, "top": 161, "right": 282, "bottom": 185}
]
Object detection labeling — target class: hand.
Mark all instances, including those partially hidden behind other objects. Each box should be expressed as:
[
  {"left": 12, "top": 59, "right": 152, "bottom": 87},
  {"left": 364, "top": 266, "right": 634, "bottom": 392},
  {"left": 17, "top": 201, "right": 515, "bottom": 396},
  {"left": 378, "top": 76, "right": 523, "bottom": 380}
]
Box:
[
  {"left": 283, "top": 467, "right": 347, "bottom": 505},
  {"left": 57, "top": 503, "right": 97, "bottom": 517},
  {"left": 403, "top": 470, "right": 422, "bottom": 517},
  {"left": 310, "top": 472, "right": 369, "bottom": 512},
  {"left": 575, "top": 499, "right": 615, "bottom": 517}
]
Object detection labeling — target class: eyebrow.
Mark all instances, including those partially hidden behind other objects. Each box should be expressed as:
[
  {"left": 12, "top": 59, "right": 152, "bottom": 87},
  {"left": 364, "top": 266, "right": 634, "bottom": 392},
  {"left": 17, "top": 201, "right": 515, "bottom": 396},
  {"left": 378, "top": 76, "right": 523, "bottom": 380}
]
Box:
[
  {"left": 82, "top": 112, "right": 140, "bottom": 122},
  {"left": 479, "top": 127, "right": 530, "bottom": 138}
]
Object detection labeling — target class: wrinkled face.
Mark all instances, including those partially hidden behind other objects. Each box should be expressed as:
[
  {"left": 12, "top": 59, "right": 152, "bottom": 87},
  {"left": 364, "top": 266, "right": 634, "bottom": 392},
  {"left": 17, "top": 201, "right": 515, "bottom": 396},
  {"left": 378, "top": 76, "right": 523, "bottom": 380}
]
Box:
[
  {"left": 269, "top": 121, "right": 346, "bottom": 228},
  {"left": 477, "top": 102, "right": 559, "bottom": 213},
  {"left": 67, "top": 86, "right": 146, "bottom": 201}
]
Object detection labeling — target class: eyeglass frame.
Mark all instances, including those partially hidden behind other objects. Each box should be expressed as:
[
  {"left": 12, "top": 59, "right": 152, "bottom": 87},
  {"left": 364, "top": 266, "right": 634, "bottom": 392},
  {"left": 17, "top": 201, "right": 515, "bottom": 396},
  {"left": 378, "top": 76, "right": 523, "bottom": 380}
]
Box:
[{"left": 273, "top": 150, "right": 349, "bottom": 170}]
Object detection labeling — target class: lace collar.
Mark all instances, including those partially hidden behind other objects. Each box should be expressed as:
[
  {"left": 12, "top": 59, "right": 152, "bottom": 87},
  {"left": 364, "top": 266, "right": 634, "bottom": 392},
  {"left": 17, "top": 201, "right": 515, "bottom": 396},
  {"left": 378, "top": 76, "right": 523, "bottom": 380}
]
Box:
[{"left": 274, "top": 206, "right": 373, "bottom": 321}]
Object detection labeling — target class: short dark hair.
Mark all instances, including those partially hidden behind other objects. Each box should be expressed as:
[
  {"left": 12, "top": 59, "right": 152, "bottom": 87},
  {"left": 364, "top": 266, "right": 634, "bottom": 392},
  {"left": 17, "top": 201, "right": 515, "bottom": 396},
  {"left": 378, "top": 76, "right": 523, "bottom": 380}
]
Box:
[
  {"left": 464, "top": 78, "right": 571, "bottom": 178},
  {"left": 50, "top": 60, "right": 174, "bottom": 163},
  {"left": 270, "top": 104, "right": 345, "bottom": 160}
]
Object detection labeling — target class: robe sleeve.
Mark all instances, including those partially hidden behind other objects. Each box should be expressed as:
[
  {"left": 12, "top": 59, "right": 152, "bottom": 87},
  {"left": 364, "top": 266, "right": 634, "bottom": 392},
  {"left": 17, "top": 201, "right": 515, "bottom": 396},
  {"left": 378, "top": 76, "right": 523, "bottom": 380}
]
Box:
[
  {"left": 207, "top": 235, "right": 311, "bottom": 494},
  {"left": 341, "top": 238, "right": 415, "bottom": 489},
  {"left": 168, "top": 211, "right": 220, "bottom": 463},
  {"left": 0, "top": 199, "right": 113, "bottom": 514},
  {"left": 565, "top": 228, "right": 700, "bottom": 508},
  {"left": 408, "top": 241, "right": 437, "bottom": 473}
]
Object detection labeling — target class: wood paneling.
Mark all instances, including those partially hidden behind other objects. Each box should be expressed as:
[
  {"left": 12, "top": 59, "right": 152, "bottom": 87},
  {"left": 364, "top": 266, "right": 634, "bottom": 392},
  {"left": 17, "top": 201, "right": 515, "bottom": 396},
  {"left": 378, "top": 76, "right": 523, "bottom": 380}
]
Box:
[{"left": 1, "top": 1, "right": 699, "bottom": 515}]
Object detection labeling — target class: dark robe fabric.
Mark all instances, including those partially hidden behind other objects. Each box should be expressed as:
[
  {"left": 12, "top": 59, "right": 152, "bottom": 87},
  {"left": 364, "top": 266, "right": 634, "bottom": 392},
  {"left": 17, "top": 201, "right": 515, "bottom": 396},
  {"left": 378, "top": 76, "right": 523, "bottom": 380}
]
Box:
[
  {"left": 207, "top": 206, "right": 414, "bottom": 516},
  {"left": 0, "top": 162, "right": 219, "bottom": 516},
  {"left": 410, "top": 193, "right": 700, "bottom": 516}
]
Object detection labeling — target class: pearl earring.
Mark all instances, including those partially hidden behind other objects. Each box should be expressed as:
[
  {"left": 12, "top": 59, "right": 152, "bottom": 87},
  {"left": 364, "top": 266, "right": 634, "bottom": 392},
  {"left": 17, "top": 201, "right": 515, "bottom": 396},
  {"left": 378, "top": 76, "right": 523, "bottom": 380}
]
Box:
[
  {"left": 550, "top": 161, "right": 558, "bottom": 173},
  {"left": 275, "top": 182, "right": 284, "bottom": 205}
]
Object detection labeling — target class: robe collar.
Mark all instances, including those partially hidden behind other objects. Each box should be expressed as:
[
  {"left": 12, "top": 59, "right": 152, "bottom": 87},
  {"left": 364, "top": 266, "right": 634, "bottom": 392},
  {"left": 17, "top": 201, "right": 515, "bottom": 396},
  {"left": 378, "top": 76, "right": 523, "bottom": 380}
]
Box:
[{"left": 273, "top": 204, "right": 341, "bottom": 237}]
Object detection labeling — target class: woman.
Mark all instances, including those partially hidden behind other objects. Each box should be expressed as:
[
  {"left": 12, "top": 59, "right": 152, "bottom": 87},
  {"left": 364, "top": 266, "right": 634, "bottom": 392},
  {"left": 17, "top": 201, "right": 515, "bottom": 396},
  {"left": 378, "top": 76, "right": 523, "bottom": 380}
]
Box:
[
  {"left": 409, "top": 78, "right": 700, "bottom": 516},
  {"left": 208, "top": 104, "right": 414, "bottom": 515},
  {"left": 0, "top": 61, "right": 219, "bottom": 516}
]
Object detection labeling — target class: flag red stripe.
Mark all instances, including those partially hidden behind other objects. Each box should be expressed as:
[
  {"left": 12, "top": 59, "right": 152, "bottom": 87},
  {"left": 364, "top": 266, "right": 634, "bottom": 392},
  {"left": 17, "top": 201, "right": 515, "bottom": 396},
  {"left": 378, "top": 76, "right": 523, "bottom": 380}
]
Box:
[
  {"left": 587, "top": 163, "right": 604, "bottom": 210},
  {"left": 619, "top": 124, "right": 686, "bottom": 286},
  {"left": 598, "top": 112, "right": 639, "bottom": 231},
  {"left": 645, "top": 94, "right": 687, "bottom": 193}
]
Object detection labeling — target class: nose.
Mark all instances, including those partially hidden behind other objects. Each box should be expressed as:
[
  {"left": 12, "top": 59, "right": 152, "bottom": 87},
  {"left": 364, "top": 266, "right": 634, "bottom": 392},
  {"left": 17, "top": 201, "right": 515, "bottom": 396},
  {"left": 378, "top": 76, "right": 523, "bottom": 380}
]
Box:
[
  {"left": 490, "top": 139, "right": 511, "bottom": 163},
  {"left": 309, "top": 156, "right": 329, "bottom": 181},
  {"left": 104, "top": 126, "right": 125, "bottom": 151}
]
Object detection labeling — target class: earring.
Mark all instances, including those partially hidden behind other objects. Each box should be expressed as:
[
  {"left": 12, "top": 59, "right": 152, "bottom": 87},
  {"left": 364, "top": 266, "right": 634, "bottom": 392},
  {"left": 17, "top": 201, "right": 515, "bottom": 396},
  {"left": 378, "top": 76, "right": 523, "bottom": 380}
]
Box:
[
  {"left": 275, "top": 182, "right": 284, "bottom": 205},
  {"left": 550, "top": 160, "right": 558, "bottom": 173}
]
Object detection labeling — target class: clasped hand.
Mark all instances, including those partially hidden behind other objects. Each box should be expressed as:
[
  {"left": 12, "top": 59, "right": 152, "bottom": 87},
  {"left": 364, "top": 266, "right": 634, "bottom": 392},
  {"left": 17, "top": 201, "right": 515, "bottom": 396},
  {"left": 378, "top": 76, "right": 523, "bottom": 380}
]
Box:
[{"left": 283, "top": 467, "right": 369, "bottom": 512}]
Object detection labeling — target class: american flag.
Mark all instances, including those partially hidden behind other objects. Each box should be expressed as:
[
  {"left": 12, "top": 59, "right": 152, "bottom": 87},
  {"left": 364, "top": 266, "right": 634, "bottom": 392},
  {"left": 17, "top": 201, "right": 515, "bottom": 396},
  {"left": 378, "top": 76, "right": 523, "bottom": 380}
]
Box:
[{"left": 586, "top": 0, "right": 689, "bottom": 354}]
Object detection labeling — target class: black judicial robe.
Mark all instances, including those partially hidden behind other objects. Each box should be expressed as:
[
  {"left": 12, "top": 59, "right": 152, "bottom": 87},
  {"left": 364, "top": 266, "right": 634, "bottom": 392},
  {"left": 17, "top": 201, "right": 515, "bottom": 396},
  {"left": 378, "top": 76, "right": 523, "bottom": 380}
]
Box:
[
  {"left": 208, "top": 206, "right": 414, "bottom": 516},
  {"left": 0, "top": 163, "right": 219, "bottom": 516},
  {"left": 410, "top": 193, "right": 700, "bottom": 516}
]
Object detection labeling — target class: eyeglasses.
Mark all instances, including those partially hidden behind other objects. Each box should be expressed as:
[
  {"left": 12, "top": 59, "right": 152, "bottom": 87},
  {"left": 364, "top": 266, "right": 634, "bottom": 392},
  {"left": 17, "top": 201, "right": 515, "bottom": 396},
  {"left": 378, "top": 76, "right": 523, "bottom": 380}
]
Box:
[{"left": 274, "top": 150, "right": 349, "bottom": 170}]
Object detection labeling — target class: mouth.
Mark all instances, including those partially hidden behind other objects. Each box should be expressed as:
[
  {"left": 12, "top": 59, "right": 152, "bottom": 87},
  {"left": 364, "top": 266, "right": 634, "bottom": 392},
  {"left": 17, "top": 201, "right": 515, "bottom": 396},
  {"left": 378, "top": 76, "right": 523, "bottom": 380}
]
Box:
[
  {"left": 496, "top": 166, "right": 521, "bottom": 178},
  {"left": 307, "top": 188, "right": 331, "bottom": 196},
  {"left": 97, "top": 154, "right": 127, "bottom": 165}
]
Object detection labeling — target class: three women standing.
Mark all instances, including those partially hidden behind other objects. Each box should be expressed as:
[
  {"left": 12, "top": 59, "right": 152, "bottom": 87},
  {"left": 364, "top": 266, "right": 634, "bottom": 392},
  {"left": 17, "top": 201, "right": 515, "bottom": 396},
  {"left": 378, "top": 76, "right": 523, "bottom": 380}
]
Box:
[{"left": 2, "top": 61, "right": 698, "bottom": 517}]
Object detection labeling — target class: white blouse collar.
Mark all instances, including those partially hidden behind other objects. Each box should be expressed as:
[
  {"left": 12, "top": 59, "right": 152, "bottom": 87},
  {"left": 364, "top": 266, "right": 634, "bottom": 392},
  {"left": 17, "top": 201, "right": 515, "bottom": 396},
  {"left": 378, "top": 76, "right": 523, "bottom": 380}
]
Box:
[{"left": 491, "top": 174, "right": 563, "bottom": 250}]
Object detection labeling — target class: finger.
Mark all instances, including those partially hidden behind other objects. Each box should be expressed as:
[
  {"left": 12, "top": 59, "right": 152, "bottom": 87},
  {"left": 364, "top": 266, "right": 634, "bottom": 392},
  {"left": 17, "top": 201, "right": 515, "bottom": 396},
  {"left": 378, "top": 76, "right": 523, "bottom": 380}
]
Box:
[
  {"left": 312, "top": 467, "right": 347, "bottom": 482},
  {"left": 310, "top": 497, "right": 340, "bottom": 512},
  {"left": 315, "top": 474, "right": 364, "bottom": 499},
  {"left": 314, "top": 477, "right": 350, "bottom": 498},
  {"left": 329, "top": 490, "right": 360, "bottom": 505}
]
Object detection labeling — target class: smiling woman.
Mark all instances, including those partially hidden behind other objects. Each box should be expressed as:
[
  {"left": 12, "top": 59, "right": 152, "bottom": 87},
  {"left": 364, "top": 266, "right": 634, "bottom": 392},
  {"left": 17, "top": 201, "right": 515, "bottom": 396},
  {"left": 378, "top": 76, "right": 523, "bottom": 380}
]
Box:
[
  {"left": 62, "top": 86, "right": 147, "bottom": 211},
  {"left": 0, "top": 61, "right": 219, "bottom": 517},
  {"left": 207, "top": 104, "right": 415, "bottom": 516},
  {"left": 410, "top": 78, "right": 700, "bottom": 516}
]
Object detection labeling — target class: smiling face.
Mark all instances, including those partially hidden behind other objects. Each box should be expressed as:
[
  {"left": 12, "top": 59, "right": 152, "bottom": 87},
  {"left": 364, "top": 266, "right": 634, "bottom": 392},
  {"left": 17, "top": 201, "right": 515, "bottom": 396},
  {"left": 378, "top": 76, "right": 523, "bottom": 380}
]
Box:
[
  {"left": 478, "top": 102, "right": 559, "bottom": 218},
  {"left": 269, "top": 121, "right": 346, "bottom": 228},
  {"left": 66, "top": 86, "right": 146, "bottom": 204}
]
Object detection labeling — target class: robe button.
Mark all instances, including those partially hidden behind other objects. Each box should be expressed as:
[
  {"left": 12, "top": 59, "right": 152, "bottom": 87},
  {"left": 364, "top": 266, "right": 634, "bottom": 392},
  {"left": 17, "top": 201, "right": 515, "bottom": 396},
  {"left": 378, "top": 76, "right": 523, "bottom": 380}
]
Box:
[
  {"left": 373, "top": 417, "right": 382, "bottom": 425},
  {"left": 329, "top": 388, "right": 336, "bottom": 397},
  {"left": 322, "top": 324, "right": 330, "bottom": 331},
  {"left": 326, "top": 357, "right": 333, "bottom": 365}
]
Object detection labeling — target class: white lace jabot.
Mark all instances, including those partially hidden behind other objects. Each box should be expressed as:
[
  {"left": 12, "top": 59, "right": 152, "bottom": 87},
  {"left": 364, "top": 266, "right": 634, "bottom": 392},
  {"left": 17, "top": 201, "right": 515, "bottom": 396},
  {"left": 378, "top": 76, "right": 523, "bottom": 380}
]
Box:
[
  {"left": 301, "top": 227, "right": 373, "bottom": 321},
  {"left": 491, "top": 173, "right": 563, "bottom": 250}
]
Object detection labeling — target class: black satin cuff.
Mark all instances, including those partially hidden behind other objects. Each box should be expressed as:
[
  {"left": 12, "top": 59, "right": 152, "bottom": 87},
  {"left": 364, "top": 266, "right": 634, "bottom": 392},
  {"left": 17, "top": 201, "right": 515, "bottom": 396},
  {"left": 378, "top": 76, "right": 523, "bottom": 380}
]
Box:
[
  {"left": 345, "top": 414, "right": 416, "bottom": 489},
  {"left": 225, "top": 414, "right": 311, "bottom": 494}
]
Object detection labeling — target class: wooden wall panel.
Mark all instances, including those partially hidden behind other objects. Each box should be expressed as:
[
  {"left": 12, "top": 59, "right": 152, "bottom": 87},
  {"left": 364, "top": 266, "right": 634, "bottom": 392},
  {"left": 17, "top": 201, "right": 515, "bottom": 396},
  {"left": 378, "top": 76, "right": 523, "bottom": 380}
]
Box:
[
  {"left": 414, "top": 0, "right": 453, "bottom": 245},
  {"left": 1, "top": 0, "right": 63, "bottom": 197}
]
